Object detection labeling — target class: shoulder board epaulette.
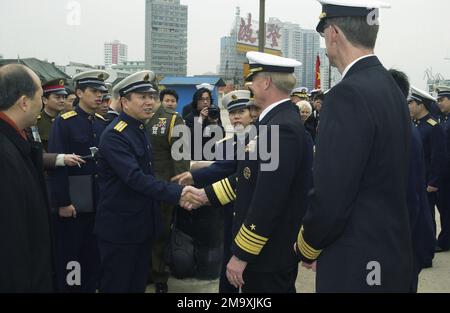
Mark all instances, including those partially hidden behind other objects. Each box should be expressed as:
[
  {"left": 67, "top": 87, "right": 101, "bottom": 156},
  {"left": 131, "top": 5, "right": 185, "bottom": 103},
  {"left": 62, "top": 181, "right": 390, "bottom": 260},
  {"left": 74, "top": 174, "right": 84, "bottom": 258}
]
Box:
[
  {"left": 216, "top": 136, "right": 234, "bottom": 145},
  {"left": 61, "top": 111, "right": 77, "bottom": 120},
  {"left": 114, "top": 121, "right": 128, "bottom": 133},
  {"left": 427, "top": 118, "right": 437, "bottom": 126},
  {"left": 95, "top": 113, "right": 106, "bottom": 121}
]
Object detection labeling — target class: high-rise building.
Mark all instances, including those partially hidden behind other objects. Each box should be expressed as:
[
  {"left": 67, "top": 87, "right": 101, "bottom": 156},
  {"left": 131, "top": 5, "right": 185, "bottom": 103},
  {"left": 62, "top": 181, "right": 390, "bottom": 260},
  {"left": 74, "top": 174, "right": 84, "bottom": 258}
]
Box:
[
  {"left": 145, "top": 0, "right": 188, "bottom": 77},
  {"left": 112, "top": 61, "right": 146, "bottom": 74},
  {"left": 319, "top": 48, "right": 341, "bottom": 91},
  {"left": 280, "top": 23, "right": 320, "bottom": 91},
  {"left": 219, "top": 10, "right": 323, "bottom": 91},
  {"left": 104, "top": 40, "right": 128, "bottom": 67},
  {"left": 280, "top": 22, "right": 302, "bottom": 87}
]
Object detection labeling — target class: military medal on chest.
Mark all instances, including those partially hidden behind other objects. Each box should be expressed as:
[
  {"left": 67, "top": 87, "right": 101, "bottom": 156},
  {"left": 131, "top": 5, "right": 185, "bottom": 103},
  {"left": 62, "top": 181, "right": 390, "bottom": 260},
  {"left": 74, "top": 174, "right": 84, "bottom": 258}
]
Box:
[{"left": 158, "top": 118, "right": 167, "bottom": 134}]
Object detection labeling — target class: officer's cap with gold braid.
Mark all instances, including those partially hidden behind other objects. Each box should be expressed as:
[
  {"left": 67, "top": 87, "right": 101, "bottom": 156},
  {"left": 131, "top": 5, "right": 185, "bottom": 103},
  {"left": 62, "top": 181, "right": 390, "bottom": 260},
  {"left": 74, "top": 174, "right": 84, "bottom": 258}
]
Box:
[
  {"left": 222, "top": 90, "right": 251, "bottom": 113},
  {"left": 42, "top": 78, "right": 68, "bottom": 96},
  {"left": 113, "top": 70, "right": 156, "bottom": 97},
  {"left": 316, "top": 0, "right": 391, "bottom": 33},
  {"left": 291, "top": 87, "right": 309, "bottom": 100},
  {"left": 73, "top": 70, "right": 109, "bottom": 92},
  {"left": 408, "top": 86, "right": 436, "bottom": 105},
  {"left": 245, "top": 51, "right": 301, "bottom": 82}
]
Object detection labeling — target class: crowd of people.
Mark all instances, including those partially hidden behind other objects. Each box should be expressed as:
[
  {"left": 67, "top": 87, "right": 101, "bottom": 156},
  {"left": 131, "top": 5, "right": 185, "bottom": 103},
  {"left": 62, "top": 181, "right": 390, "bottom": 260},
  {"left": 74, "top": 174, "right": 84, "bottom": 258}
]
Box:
[{"left": 1, "top": 0, "right": 449, "bottom": 293}]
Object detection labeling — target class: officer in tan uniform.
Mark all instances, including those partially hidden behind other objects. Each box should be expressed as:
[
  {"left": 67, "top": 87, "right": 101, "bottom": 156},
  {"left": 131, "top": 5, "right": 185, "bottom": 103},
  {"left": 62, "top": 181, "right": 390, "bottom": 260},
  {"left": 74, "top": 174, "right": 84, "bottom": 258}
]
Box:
[
  {"left": 37, "top": 78, "right": 68, "bottom": 151},
  {"left": 146, "top": 88, "right": 190, "bottom": 293}
]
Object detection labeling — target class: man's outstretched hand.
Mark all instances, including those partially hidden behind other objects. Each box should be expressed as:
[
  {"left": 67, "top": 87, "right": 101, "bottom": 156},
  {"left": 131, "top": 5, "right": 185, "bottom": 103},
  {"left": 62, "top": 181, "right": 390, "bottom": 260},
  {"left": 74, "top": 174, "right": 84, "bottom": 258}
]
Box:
[{"left": 179, "top": 186, "right": 210, "bottom": 211}]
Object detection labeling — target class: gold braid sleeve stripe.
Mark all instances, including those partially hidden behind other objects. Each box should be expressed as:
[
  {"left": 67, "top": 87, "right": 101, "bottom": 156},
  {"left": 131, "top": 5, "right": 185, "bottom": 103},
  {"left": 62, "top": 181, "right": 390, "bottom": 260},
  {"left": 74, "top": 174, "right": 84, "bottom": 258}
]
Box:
[
  {"left": 241, "top": 225, "right": 269, "bottom": 242},
  {"left": 220, "top": 179, "right": 235, "bottom": 201},
  {"left": 297, "top": 228, "right": 321, "bottom": 260},
  {"left": 238, "top": 229, "right": 266, "bottom": 251},
  {"left": 224, "top": 178, "right": 237, "bottom": 199},
  {"left": 235, "top": 235, "right": 260, "bottom": 255},
  {"left": 212, "top": 181, "right": 232, "bottom": 206}
]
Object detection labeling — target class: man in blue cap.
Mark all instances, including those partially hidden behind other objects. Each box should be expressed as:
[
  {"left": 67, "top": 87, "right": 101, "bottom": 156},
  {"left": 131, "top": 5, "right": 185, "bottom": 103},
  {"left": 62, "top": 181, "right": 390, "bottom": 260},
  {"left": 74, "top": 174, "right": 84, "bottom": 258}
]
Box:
[
  {"left": 95, "top": 71, "right": 203, "bottom": 293},
  {"left": 48, "top": 70, "right": 109, "bottom": 292},
  {"left": 295, "top": 0, "right": 413, "bottom": 292}
]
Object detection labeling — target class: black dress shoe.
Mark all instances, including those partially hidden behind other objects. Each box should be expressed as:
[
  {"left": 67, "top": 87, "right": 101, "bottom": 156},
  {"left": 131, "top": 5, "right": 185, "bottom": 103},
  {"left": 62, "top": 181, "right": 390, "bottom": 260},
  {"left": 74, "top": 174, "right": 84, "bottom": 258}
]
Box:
[
  {"left": 435, "top": 246, "right": 449, "bottom": 253},
  {"left": 422, "top": 261, "right": 433, "bottom": 269},
  {"left": 155, "top": 282, "right": 168, "bottom": 293}
]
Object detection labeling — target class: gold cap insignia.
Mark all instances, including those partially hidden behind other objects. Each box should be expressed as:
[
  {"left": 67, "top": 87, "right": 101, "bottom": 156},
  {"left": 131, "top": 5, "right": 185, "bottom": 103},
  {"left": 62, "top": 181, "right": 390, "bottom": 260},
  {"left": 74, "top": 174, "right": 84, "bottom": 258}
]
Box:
[
  {"left": 319, "top": 12, "right": 327, "bottom": 19},
  {"left": 243, "top": 167, "right": 251, "bottom": 180},
  {"left": 59, "top": 80, "right": 65, "bottom": 86},
  {"left": 144, "top": 73, "right": 150, "bottom": 81},
  {"left": 231, "top": 94, "right": 238, "bottom": 101}
]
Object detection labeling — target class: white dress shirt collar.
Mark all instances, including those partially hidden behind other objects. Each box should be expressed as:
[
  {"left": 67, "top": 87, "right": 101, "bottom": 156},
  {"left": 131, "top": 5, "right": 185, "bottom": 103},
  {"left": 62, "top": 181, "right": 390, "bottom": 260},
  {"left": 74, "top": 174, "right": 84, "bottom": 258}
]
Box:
[
  {"left": 341, "top": 54, "right": 376, "bottom": 80},
  {"left": 259, "top": 98, "right": 291, "bottom": 122}
]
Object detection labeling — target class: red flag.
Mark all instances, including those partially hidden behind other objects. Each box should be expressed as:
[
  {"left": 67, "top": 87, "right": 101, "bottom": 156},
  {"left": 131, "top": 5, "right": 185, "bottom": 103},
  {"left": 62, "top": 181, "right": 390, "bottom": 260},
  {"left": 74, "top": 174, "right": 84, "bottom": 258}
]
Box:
[{"left": 315, "top": 55, "right": 321, "bottom": 90}]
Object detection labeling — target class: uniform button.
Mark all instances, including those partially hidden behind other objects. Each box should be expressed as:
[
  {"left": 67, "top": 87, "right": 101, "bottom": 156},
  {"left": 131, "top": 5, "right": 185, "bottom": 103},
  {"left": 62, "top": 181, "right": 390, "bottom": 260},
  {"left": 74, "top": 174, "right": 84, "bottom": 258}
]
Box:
[
  {"left": 93, "top": 134, "right": 97, "bottom": 138},
  {"left": 95, "top": 174, "right": 99, "bottom": 179},
  {"left": 140, "top": 125, "right": 144, "bottom": 130},
  {"left": 233, "top": 212, "right": 236, "bottom": 217}
]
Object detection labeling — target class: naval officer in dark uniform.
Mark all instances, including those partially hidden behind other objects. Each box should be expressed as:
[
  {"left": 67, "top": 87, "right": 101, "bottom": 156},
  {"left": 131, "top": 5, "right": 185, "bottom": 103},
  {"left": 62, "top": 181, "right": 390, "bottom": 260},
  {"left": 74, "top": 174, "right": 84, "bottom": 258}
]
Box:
[
  {"left": 295, "top": 0, "right": 413, "bottom": 292},
  {"left": 95, "top": 71, "right": 203, "bottom": 293},
  {"left": 409, "top": 86, "right": 446, "bottom": 239},
  {"left": 200, "top": 52, "right": 310, "bottom": 293},
  {"left": 436, "top": 85, "right": 450, "bottom": 252},
  {"left": 48, "top": 70, "right": 109, "bottom": 292},
  {"left": 390, "top": 69, "right": 435, "bottom": 291}
]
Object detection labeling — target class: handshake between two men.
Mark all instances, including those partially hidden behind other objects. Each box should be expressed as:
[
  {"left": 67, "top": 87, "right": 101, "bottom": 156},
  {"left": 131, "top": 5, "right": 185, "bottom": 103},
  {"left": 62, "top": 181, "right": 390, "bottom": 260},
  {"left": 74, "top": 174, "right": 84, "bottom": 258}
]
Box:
[{"left": 175, "top": 172, "right": 210, "bottom": 211}]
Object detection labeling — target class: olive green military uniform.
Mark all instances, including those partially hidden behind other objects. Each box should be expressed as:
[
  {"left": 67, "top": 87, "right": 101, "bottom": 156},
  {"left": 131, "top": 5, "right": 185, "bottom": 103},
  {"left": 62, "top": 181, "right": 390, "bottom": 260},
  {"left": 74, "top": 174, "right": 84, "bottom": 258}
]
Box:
[
  {"left": 146, "top": 104, "right": 190, "bottom": 284},
  {"left": 37, "top": 110, "right": 57, "bottom": 152}
]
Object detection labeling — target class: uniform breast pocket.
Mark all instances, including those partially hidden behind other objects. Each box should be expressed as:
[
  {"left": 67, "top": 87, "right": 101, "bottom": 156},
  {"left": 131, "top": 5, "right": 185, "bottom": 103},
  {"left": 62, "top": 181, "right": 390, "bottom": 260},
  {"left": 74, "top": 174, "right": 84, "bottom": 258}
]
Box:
[
  {"left": 134, "top": 147, "right": 152, "bottom": 172},
  {"left": 71, "top": 135, "right": 90, "bottom": 153}
]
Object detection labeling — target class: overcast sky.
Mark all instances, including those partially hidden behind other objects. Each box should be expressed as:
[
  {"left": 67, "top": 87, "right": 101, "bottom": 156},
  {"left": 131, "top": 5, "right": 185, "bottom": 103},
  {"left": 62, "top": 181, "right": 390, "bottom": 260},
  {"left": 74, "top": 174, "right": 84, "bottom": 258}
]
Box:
[{"left": 1, "top": 0, "right": 449, "bottom": 88}]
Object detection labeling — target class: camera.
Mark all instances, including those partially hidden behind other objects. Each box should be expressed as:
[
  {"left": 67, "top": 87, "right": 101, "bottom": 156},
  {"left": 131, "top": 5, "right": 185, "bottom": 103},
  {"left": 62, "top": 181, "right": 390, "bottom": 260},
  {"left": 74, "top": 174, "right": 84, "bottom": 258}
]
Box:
[{"left": 208, "top": 107, "right": 220, "bottom": 120}]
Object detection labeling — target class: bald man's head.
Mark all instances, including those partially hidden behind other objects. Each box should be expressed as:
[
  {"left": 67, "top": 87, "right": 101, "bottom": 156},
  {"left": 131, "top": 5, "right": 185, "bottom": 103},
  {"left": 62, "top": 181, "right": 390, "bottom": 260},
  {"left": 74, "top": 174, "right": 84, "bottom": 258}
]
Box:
[{"left": 0, "top": 64, "right": 41, "bottom": 111}]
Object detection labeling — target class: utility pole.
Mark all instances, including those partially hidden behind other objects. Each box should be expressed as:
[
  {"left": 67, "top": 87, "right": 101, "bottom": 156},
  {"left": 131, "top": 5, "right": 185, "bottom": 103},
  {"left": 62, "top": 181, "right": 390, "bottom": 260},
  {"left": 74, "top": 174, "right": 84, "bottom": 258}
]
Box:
[{"left": 258, "top": 0, "right": 266, "bottom": 52}]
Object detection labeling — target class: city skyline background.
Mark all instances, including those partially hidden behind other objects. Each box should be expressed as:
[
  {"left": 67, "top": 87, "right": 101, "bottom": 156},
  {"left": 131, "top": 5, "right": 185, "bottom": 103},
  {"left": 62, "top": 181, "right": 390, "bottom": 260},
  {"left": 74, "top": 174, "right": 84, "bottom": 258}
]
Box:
[{"left": 1, "top": 0, "right": 449, "bottom": 89}]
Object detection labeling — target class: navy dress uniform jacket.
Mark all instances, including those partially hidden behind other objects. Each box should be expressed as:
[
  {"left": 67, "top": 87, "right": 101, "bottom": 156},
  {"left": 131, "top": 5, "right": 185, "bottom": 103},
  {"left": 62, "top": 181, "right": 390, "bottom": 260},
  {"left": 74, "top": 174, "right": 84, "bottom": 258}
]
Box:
[
  {"left": 220, "top": 101, "right": 310, "bottom": 272},
  {"left": 437, "top": 115, "right": 450, "bottom": 250},
  {"left": 48, "top": 106, "right": 106, "bottom": 208},
  {"left": 94, "top": 112, "right": 183, "bottom": 244},
  {"left": 407, "top": 125, "right": 435, "bottom": 273},
  {"left": 297, "top": 56, "right": 413, "bottom": 292},
  {"left": 414, "top": 114, "right": 446, "bottom": 189}
]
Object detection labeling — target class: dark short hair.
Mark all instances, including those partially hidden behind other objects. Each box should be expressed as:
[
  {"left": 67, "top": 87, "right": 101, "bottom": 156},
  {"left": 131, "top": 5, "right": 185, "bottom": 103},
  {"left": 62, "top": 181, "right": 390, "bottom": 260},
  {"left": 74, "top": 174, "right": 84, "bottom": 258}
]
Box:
[
  {"left": 328, "top": 16, "right": 379, "bottom": 49},
  {"left": 0, "top": 64, "right": 38, "bottom": 111},
  {"left": 313, "top": 92, "right": 325, "bottom": 102},
  {"left": 160, "top": 89, "right": 179, "bottom": 102},
  {"left": 190, "top": 88, "right": 213, "bottom": 111},
  {"left": 389, "top": 69, "right": 410, "bottom": 99}
]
